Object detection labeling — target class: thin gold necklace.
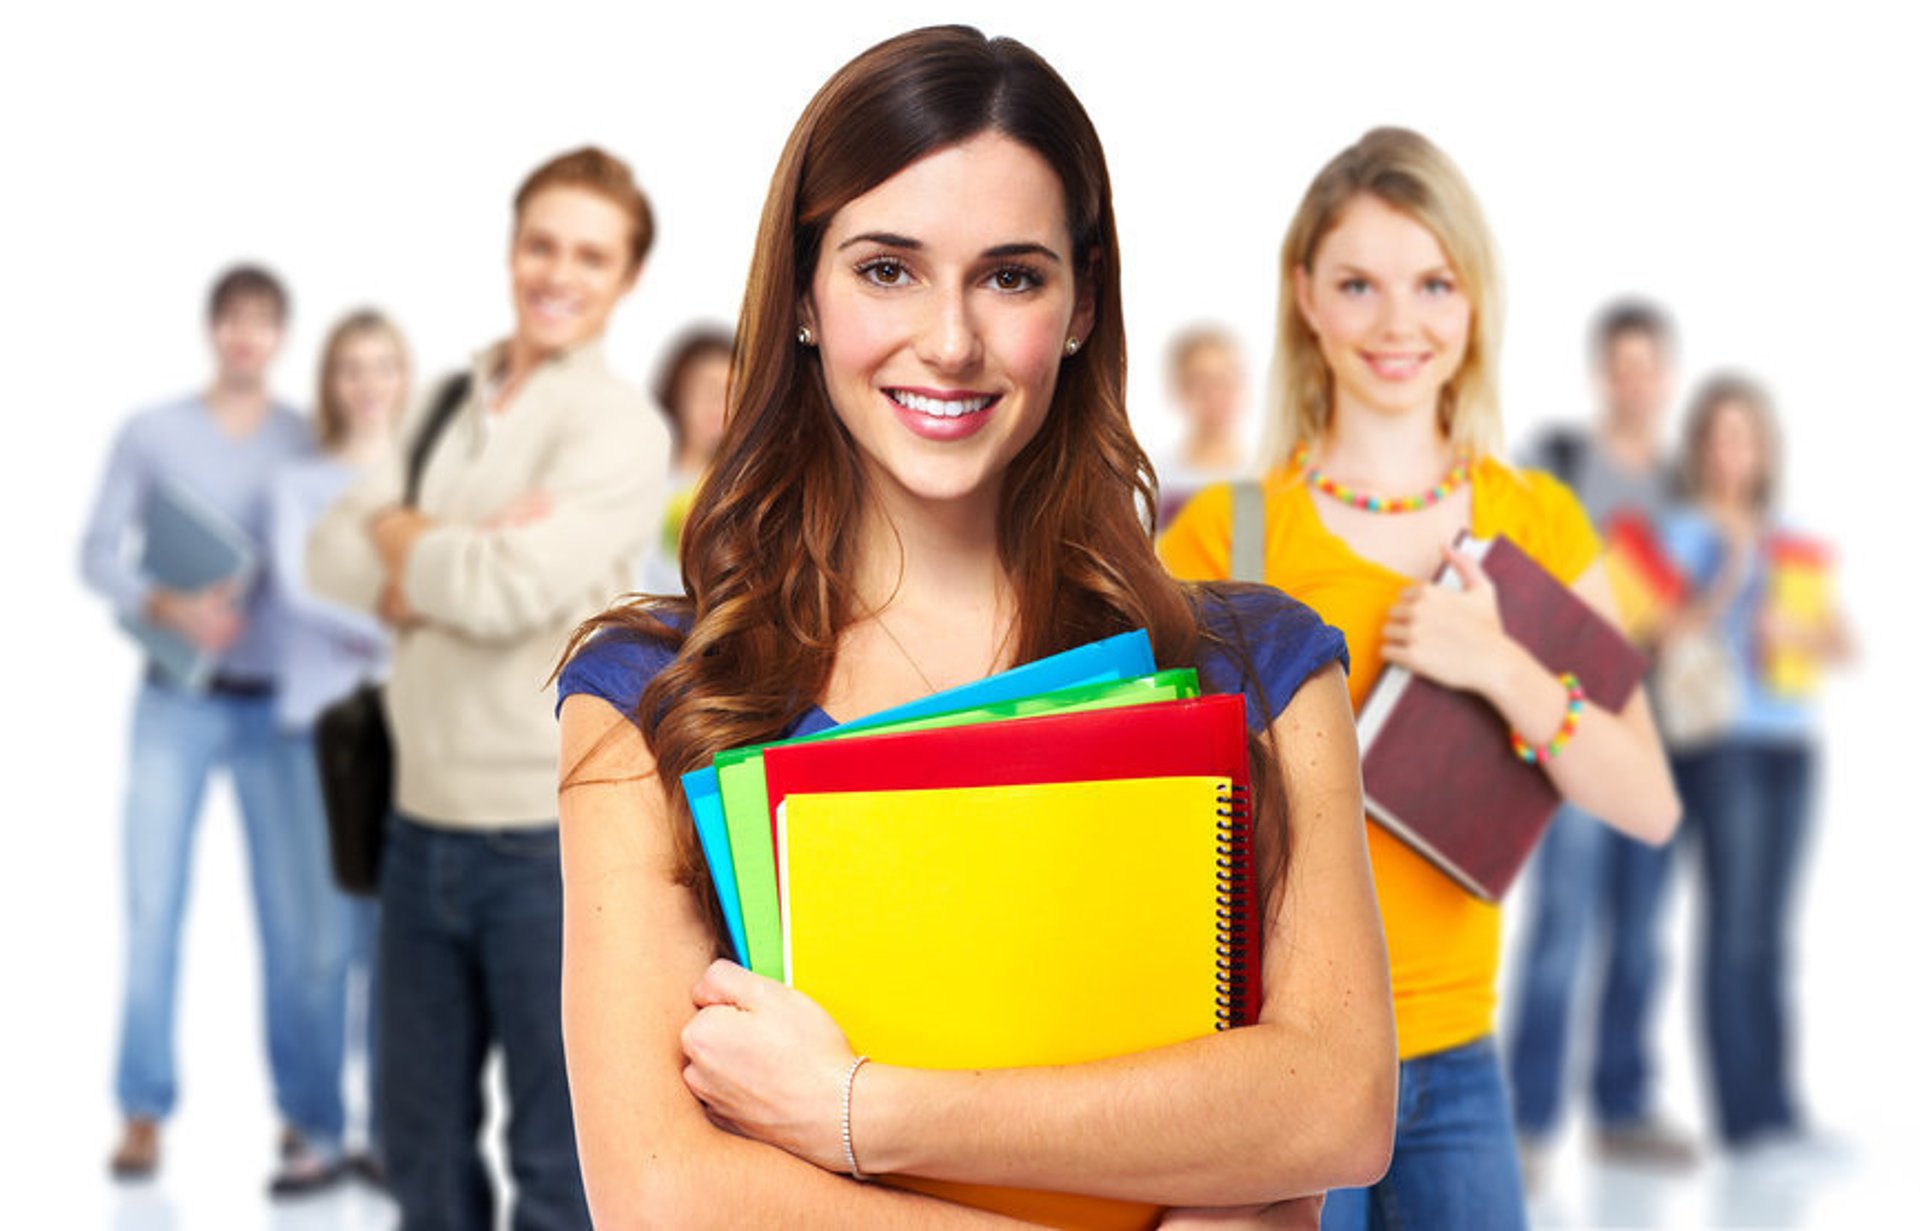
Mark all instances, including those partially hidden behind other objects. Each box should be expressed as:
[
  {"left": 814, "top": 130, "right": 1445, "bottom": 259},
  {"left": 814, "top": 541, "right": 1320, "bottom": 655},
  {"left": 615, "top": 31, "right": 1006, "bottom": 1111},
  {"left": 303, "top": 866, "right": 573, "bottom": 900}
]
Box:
[{"left": 861, "top": 585, "right": 1016, "bottom": 697}]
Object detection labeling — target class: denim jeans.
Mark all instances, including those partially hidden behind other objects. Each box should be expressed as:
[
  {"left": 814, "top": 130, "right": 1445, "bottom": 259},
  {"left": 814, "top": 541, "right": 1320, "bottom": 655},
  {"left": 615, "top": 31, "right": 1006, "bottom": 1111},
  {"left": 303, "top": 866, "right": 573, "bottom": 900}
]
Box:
[
  {"left": 1504, "top": 802, "right": 1678, "bottom": 1136},
  {"left": 1673, "top": 740, "right": 1815, "bottom": 1145},
  {"left": 114, "top": 680, "right": 352, "bottom": 1146},
  {"left": 378, "top": 814, "right": 588, "bottom": 1231},
  {"left": 1320, "top": 1037, "right": 1526, "bottom": 1231}
]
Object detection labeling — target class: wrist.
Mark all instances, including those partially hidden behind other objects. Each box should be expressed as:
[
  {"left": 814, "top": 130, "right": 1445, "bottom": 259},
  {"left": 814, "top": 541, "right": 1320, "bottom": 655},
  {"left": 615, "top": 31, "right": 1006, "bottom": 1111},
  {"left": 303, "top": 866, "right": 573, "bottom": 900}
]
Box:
[{"left": 841, "top": 1060, "right": 914, "bottom": 1177}]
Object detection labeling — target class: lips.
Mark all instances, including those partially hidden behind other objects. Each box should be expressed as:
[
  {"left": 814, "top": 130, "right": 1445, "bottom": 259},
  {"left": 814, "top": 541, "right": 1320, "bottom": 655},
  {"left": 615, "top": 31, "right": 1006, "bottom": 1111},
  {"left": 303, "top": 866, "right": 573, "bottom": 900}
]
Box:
[
  {"left": 885, "top": 387, "right": 1000, "bottom": 441},
  {"left": 1362, "top": 351, "right": 1431, "bottom": 381}
]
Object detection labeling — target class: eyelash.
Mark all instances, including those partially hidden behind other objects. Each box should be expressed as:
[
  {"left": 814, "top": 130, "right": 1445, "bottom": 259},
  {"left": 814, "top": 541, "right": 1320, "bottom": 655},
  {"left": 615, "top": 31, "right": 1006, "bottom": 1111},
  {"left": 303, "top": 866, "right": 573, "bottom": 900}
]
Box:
[{"left": 851, "top": 256, "right": 1047, "bottom": 293}]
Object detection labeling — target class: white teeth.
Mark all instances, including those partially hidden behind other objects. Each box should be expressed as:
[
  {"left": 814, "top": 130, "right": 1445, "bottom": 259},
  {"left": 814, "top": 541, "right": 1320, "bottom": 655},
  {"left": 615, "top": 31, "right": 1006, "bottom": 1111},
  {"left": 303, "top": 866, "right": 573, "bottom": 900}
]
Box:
[{"left": 892, "top": 391, "right": 992, "bottom": 417}]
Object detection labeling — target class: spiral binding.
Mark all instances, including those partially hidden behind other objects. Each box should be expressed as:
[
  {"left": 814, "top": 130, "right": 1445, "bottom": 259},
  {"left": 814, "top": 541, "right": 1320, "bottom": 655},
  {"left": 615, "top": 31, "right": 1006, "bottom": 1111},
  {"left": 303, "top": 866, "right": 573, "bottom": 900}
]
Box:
[{"left": 1213, "top": 783, "right": 1254, "bottom": 1030}]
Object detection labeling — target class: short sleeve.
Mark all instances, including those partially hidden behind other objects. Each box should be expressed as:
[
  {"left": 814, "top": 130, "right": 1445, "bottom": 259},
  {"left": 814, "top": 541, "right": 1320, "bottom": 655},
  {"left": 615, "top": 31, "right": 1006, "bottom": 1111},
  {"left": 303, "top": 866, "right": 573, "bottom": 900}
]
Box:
[
  {"left": 1157, "top": 480, "right": 1236, "bottom": 582},
  {"left": 555, "top": 627, "right": 681, "bottom": 721},
  {"left": 1195, "top": 584, "right": 1350, "bottom": 732},
  {"left": 1513, "top": 467, "right": 1602, "bottom": 587}
]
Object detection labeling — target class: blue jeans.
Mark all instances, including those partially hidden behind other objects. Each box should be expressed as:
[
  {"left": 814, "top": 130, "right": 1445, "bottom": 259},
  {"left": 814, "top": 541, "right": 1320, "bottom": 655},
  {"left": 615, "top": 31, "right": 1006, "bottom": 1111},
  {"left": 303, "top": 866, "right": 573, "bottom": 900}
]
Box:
[
  {"left": 1320, "top": 1037, "right": 1526, "bottom": 1231},
  {"left": 1673, "top": 740, "right": 1815, "bottom": 1145},
  {"left": 1505, "top": 802, "right": 1678, "bottom": 1136},
  {"left": 114, "top": 681, "right": 352, "bottom": 1146},
  {"left": 379, "top": 814, "right": 588, "bottom": 1231}
]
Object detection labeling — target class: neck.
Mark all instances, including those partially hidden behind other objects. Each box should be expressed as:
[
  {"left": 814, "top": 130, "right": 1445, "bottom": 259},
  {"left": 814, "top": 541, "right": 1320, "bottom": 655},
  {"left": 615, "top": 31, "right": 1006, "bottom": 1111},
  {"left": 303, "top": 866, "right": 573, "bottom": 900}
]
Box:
[
  {"left": 1316, "top": 394, "right": 1455, "bottom": 490},
  {"left": 205, "top": 376, "right": 270, "bottom": 429},
  {"left": 337, "top": 426, "right": 395, "bottom": 469},
  {"left": 1181, "top": 426, "right": 1243, "bottom": 471},
  {"left": 1705, "top": 491, "right": 1759, "bottom": 532},
  {"left": 1597, "top": 414, "right": 1661, "bottom": 472},
  {"left": 855, "top": 483, "right": 1007, "bottom": 614}
]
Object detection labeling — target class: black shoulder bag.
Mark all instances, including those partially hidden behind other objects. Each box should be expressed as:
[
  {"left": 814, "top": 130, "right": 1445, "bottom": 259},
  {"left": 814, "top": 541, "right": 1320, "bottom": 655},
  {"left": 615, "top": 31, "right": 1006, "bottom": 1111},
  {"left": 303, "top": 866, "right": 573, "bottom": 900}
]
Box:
[{"left": 316, "top": 374, "right": 472, "bottom": 895}]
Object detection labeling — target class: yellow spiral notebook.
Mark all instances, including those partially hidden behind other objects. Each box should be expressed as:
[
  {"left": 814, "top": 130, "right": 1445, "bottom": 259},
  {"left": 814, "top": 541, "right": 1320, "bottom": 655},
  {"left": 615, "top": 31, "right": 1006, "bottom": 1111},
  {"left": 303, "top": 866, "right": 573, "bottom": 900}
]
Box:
[{"left": 779, "top": 775, "right": 1249, "bottom": 1230}]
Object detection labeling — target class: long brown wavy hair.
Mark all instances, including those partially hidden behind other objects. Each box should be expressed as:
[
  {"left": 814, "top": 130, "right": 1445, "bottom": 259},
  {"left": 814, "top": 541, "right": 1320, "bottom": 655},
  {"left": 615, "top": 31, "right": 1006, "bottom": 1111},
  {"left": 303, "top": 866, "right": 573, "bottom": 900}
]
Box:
[{"left": 562, "top": 24, "right": 1292, "bottom": 944}]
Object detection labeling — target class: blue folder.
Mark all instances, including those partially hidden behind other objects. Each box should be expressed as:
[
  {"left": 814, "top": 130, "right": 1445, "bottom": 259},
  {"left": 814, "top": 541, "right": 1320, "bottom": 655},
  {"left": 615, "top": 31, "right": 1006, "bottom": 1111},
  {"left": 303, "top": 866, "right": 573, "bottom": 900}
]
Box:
[
  {"left": 686, "top": 628, "right": 1156, "bottom": 964},
  {"left": 115, "top": 480, "right": 257, "bottom": 690}
]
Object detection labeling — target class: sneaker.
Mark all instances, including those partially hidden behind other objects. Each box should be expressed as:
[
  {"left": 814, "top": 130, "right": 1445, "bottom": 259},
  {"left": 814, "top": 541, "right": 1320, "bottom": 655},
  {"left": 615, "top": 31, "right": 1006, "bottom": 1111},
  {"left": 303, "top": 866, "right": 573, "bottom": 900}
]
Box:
[
  {"left": 1594, "top": 1117, "right": 1700, "bottom": 1170},
  {"left": 269, "top": 1140, "right": 345, "bottom": 1198},
  {"left": 108, "top": 1117, "right": 161, "bottom": 1181},
  {"left": 1517, "top": 1134, "right": 1550, "bottom": 1194},
  {"left": 346, "top": 1150, "right": 389, "bottom": 1190}
]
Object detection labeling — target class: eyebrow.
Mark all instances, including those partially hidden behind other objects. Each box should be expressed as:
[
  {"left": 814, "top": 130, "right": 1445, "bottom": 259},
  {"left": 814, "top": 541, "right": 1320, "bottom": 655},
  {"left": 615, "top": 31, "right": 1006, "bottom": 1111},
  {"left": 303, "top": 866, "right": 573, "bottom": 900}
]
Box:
[
  {"left": 837, "top": 231, "right": 1063, "bottom": 263},
  {"left": 1328, "top": 262, "right": 1454, "bottom": 278}
]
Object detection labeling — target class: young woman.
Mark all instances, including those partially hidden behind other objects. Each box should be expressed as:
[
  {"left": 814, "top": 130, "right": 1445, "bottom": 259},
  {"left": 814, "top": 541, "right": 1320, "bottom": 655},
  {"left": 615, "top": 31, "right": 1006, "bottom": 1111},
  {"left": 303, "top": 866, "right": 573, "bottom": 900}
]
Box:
[
  {"left": 555, "top": 26, "right": 1395, "bottom": 1229},
  {"left": 639, "top": 325, "right": 734, "bottom": 595},
  {"left": 1661, "top": 376, "right": 1851, "bottom": 1151},
  {"left": 1160, "top": 127, "right": 1682, "bottom": 1229},
  {"left": 1155, "top": 325, "right": 1252, "bottom": 527},
  {"left": 308, "top": 148, "right": 670, "bottom": 1229},
  {"left": 266, "top": 308, "right": 411, "bottom": 1191}
]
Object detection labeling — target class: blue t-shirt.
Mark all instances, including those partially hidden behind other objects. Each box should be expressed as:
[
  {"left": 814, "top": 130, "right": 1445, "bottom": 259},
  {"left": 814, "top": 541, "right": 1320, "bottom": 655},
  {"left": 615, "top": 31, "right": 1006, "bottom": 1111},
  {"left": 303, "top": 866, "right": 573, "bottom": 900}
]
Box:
[
  {"left": 557, "top": 584, "right": 1348, "bottom": 747},
  {"left": 1660, "top": 509, "right": 1814, "bottom": 742}
]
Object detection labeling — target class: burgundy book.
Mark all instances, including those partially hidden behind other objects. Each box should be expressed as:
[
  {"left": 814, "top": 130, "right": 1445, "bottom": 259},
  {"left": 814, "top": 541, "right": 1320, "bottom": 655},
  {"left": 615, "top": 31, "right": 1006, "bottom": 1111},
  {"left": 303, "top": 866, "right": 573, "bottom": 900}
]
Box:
[{"left": 1354, "top": 533, "right": 1647, "bottom": 900}]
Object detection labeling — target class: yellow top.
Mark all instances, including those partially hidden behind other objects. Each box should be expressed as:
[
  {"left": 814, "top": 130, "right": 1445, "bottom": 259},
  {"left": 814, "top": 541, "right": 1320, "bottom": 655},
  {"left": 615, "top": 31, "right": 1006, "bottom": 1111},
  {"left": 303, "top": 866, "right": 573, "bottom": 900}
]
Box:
[{"left": 1158, "top": 456, "right": 1599, "bottom": 1060}]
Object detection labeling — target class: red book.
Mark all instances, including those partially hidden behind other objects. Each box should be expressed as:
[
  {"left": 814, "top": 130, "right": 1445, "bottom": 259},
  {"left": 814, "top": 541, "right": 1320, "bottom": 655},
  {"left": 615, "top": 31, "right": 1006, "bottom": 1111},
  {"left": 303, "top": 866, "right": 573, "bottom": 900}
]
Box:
[
  {"left": 761, "top": 694, "right": 1262, "bottom": 1022},
  {"left": 1354, "top": 533, "right": 1648, "bottom": 900}
]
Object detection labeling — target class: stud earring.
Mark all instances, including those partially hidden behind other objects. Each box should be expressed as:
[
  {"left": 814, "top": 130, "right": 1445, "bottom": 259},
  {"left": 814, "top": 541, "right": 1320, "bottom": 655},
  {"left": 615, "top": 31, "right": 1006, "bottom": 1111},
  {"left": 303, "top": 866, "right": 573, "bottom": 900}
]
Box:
[
  {"left": 1064, "top": 336, "right": 1080, "bottom": 356},
  {"left": 797, "top": 325, "right": 814, "bottom": 346}
]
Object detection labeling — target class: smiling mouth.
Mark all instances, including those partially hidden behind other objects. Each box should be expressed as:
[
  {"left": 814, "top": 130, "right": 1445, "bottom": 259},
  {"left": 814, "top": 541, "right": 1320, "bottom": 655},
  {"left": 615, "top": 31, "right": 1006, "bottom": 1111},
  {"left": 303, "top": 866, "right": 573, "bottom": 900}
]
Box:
[
  {"left": 886, "top": 388, "right": 1000, "bottom": 418},
  {"left": 1362, "top": 352, "right": 1431, "bottom": 379}
]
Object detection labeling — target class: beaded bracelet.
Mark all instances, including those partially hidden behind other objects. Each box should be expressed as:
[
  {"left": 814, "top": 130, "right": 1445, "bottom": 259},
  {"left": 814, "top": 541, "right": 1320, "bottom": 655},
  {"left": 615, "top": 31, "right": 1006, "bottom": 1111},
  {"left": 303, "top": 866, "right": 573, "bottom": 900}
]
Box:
[
  {"left": 1510, "top": 673, "right": 1586, "bottom": 763},
  {"left": 841, "top": 1054, "right": 872, "bottom": 1181}
]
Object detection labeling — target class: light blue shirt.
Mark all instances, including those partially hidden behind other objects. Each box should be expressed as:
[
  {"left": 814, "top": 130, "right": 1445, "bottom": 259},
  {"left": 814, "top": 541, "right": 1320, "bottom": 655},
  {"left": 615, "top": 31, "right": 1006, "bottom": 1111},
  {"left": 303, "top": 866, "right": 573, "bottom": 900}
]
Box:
[
  {"left": 269, "top": 456, "right": 391, "bottom": 730},
  {"left": 1660, "top": 508, "right": 1815, "bottom": 742},
  {"left": 80, "top": 394, "right": 314, "bottom": 682}
]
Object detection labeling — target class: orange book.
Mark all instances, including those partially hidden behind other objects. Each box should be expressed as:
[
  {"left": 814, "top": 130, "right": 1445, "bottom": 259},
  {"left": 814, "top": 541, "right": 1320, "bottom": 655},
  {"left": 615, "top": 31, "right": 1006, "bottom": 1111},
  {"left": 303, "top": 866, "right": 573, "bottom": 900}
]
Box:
[
  {"left": 1601, "top": 510, "right": 1686, "bottom": 645},
  {"left": 1765, "top": 533, "right": 1836, "bottom": 698}
]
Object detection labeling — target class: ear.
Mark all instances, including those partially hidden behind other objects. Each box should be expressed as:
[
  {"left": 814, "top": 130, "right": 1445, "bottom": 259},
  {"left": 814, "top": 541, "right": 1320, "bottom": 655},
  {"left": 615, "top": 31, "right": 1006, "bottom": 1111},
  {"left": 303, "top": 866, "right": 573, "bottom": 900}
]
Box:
[
  {"left": 618, "top": 258, "right": 644, "bottom": 297},
  {"left": 1068, "top": 249, "right": 1099, "bottom": 349},
  {"left": 1292, "top": 263, "right": 1321, "bottom": 337},
  {"left": 796, "top": 293, "right": 818, "bottom": 338}
]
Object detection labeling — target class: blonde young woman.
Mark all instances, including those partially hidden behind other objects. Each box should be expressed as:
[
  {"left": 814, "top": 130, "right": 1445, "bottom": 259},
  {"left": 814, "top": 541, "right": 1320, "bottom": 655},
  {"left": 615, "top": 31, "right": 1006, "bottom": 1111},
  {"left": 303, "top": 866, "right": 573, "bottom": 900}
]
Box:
[
  {"left": 1161, "top": 127, "right": 1681, "bottom": 1229},
  {"left": 266, "top": 309, "right": 411, "bottom": 1191},
  {"left": 554, "top": 26, "right": 1395, "bottom": 1229}
]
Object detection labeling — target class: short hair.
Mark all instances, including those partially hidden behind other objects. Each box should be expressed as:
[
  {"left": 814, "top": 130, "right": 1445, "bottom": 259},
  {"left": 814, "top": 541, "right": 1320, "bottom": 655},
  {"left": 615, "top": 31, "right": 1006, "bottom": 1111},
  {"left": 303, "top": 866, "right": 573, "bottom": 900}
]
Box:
[
  {"left": 1270, "top": 127, "right": 1503, "bottom": 462},
  {"left": 1591, "top": 298, "right": 1676, "bottom": 367},
  {"left": 207, "top": 263, "right": 289, "bottom": 324},
  {"left": 1166, "top": 325, "right": 1239, "bottom": 385},
  {"left": 1680, "top": 372, "right": 1781, "bottom": 512},
  {"left": 514, "top": 146, "right": 655, "bottom": 271},
  {"left": 651, "top": 325, "right": 735, "bottom": 445}
]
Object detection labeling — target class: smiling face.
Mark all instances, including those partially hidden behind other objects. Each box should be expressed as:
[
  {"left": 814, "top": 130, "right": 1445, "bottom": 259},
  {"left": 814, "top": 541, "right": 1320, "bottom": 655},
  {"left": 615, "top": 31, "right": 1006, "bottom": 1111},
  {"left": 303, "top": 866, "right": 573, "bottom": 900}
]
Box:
[
  {"left": 328, "top": 329, "right": 408, "bottom": 445},
  {"left": 1701, "top": 397, "right": 1767, "bottom": 506},
  {"left": 509, "top": 185, "right": 640, "bottom": 361},
  {"left": 801, "top": 132, "right": 1094, "bottom": 514},
  {"left": 209, "top": 293, "right": 285, "bottom": 387},
  {"left": 1294, "top": 193, "right": 1473, "bottom": 428}
]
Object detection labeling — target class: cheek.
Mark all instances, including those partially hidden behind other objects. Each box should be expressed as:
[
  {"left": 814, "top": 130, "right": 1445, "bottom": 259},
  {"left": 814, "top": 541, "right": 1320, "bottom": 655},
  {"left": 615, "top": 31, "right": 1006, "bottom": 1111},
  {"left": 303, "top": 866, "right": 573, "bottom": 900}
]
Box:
[{"left": 815, "top": 297, "right": 900, "bottom": 391}]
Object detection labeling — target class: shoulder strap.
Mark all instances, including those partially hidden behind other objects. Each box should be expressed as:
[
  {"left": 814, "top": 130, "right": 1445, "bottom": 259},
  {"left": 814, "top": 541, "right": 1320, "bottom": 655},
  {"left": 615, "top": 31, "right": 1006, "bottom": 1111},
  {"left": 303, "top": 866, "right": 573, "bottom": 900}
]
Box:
[
  {"left": 1229, "top": 481, "right": 1266, "bottom": 583},
  {"left": 1540, "top": 429, "right": 1586, "bottom": 485},
  {"left": 404, "top": 374, "right": 473, "bottom": 508}
]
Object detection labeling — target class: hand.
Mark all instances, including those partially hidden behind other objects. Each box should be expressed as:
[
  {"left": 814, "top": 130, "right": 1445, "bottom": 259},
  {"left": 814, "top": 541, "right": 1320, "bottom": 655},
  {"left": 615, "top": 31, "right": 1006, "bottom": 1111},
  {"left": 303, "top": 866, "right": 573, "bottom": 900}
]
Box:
[
  {"left": 369, "top": 506, "right": 432, "bottom": 574},
  {"left": 148, "top": 582, "right": 244, "bottom": 652},
  {"left": 679, "top": 959, "right": 856, "bottom": 1171},
  {"left": 482, "top": 489, "right": 552, "bottom": 531},
  {"left": 378, "top": 578, "right": 420, "bottom": 629},
  {"left": 1158, "top": 1194, "right": 1326, "bottom": 1228},
  {"left": 1380, "top": 544, "right": 1512, "bottom": 694}
]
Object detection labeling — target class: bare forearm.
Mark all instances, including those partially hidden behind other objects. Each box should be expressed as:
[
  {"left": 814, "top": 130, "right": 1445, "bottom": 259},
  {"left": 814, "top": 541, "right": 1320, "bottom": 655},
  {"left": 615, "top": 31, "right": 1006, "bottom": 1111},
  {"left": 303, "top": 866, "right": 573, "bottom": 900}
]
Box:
[
  {"left": 1481, "top": 637, "right": 1680, "bottom": 844},
  {"left": 851, "top": 1022, "right": 1391, "bottom": 1207}
]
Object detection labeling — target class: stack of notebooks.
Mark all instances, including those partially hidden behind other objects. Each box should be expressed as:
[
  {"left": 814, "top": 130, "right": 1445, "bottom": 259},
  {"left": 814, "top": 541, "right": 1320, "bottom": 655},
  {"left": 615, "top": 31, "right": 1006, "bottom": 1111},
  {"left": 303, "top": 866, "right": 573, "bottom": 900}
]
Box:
[{"left": 682, "top": 630, "right": 1261, "bottom": 1229}]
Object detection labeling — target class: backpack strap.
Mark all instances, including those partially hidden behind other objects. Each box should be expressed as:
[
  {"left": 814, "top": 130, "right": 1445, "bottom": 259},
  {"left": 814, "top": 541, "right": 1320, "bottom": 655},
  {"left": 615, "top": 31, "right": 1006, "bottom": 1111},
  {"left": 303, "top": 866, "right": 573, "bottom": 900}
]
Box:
[
  {"left": 403, "top": 374, "right": 473, "bottom": 508},
  {"left": 1229, "top": 480, "right": 1266, "bottom": 583},
  {"left": 1539, "top": 428, "right": 1587, "bottom": 486}
]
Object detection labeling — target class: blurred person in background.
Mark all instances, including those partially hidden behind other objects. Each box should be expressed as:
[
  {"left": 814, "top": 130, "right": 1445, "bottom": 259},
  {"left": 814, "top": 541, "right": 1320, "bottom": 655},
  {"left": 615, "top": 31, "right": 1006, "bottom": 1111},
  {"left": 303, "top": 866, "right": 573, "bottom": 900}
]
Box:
[
  {"left": 306, "top": 147, "right": 668, "bottom": 1230},
  {"left": 1504, "top": 300, "right": 1698, "bottom": 1184},
  {"left": 1154, "top": 324, "right": 1251, "bottom": 527},
  {"left": 81, "top": 265, "right": 348, "bottom": 1190},
  {"left": 264, "top": 308, "right": 413, "bottom": 1193},
  {"left": 1160, "top": 128, "right": 1682, "bottom": 1230},
  {"left": 638, "top": 325, "right": 732, "bottom": 595},
  {"left": 1660, "top": 375, "right": 1853, "bottom": 1156}
]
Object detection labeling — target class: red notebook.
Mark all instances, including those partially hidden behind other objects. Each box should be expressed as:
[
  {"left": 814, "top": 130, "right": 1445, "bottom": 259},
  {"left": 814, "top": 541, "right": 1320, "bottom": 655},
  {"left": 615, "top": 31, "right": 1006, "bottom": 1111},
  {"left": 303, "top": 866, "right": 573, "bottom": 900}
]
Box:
[
  {"left": 761, "top": 693, "right": 1262, "bottom": 1022},
  {"left": 1354, "top": 533, "right": 1648, "bottom": 900}
]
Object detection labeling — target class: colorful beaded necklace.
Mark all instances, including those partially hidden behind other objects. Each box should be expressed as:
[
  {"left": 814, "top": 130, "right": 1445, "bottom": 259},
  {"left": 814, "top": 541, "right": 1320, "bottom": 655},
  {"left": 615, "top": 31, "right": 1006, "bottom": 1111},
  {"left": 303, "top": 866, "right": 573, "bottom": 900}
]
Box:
[{"left": 1293, "top": 443, "right": 1470, "bottom": 514}]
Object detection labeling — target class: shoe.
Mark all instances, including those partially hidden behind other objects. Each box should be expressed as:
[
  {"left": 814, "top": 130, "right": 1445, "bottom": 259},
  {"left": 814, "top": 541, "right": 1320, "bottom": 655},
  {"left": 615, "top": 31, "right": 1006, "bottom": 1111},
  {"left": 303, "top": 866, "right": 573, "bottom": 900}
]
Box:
[
  {"left": 346, "top": 1150, "right": 388, "bottom": 1190},
  {"left": 109, "top": 1117, "right": 161, "bottom": 1181},
  {"left": 1516, "top": 1134, "right": 1549, "bottom": 1194},
  {"left": 1594, "top": 1117, "right": 1700, "bottom": 1170},
  {"left": 269, "top": 1140, "right": 345, "bottom": 1198}
]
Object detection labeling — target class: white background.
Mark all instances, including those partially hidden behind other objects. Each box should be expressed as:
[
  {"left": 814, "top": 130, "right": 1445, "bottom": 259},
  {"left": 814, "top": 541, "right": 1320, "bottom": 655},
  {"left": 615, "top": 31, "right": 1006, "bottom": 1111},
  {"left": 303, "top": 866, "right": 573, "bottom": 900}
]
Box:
[{"left": 4, "top": 1, "right": 1913, "bottom": 1225}]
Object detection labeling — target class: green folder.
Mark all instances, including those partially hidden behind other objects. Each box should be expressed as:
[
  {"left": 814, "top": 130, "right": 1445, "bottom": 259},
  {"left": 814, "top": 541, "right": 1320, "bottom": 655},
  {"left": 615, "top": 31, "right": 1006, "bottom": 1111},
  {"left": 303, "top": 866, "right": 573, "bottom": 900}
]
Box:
[{"left": 720, "top": 669, "right": 1201, "bottom": 978}]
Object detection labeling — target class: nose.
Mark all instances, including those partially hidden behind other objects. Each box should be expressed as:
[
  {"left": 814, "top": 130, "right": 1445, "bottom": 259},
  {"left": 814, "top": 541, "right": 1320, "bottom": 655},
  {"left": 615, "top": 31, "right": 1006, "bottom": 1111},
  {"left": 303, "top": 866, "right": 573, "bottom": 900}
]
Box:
[
  {"left": 1377, "top": 287, "right": 1418, "bottom": 340},
  {"left": 917, "top": 283, "right": 983, "bottom": 373}
]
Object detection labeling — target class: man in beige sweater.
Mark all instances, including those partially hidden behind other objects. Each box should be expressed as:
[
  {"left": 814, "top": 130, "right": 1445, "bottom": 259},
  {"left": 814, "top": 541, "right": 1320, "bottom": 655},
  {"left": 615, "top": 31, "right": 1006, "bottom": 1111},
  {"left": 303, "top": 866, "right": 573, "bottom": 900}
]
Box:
[{"left": 308, "top": 148, "right": 668, "bottom": 1231}]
